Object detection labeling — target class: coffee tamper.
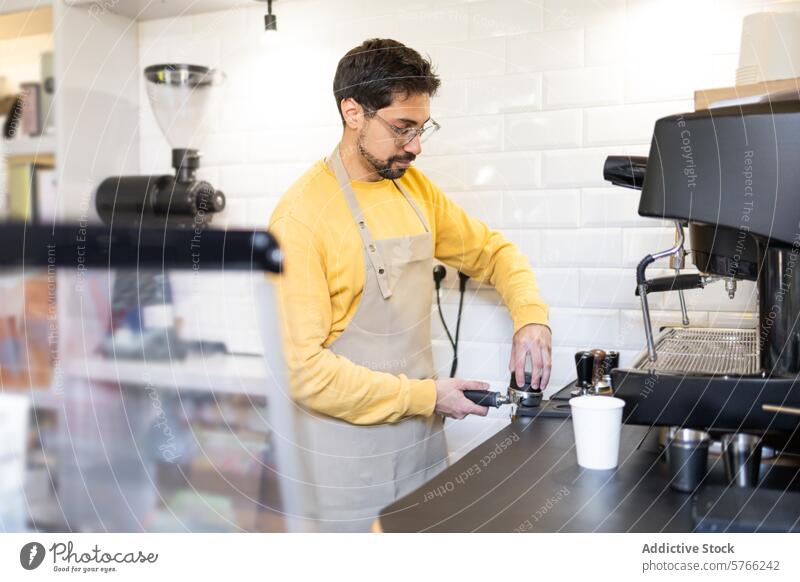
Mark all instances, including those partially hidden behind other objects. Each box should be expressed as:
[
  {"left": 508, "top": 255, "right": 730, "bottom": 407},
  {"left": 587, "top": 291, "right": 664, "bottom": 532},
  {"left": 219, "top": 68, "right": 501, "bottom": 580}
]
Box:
[
  {"left": 602, "top": 351, "right": 620, "bottom": 387},
  {"left": 590, "top": 349, "right": 606, "bottom": 385},
  {"left": 572, "top": 351, "right": 595, "bottom": 396},
  {"left": 591, "top": 348, "right": 615, "bottom": 395}
]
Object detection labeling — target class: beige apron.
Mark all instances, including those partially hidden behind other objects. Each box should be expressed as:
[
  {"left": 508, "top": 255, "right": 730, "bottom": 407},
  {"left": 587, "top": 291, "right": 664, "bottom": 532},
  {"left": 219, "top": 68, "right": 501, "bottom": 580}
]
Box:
[{"left": 290, "top": 145, "right": 448, "bottom": 532}]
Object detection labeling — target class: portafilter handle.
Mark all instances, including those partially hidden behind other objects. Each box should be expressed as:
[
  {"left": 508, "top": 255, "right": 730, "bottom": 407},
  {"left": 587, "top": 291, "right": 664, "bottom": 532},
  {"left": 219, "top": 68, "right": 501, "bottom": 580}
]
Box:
[{"left": 462, "top": 390, "right": 503, "bottom": 408}]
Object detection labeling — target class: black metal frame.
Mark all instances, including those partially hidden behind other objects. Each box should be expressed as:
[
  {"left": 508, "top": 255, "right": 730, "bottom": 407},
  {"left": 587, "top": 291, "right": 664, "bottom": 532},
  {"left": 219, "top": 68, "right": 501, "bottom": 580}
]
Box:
[{"left": 0, "top": 222, "right": 282, "bottom": 273}]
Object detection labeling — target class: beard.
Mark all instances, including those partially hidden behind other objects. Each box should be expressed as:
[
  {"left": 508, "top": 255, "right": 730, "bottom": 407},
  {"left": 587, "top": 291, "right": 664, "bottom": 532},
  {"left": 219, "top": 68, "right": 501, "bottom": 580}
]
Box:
[{"left": 357, "top": 129, "right": 416, "bottom": 180}]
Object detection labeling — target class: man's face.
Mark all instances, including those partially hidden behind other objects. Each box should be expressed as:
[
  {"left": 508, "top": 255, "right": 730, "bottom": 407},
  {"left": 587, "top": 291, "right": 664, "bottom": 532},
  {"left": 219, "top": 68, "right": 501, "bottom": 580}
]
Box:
[{"left": 357, "top": 92, "right": 430, "bottom": 180}]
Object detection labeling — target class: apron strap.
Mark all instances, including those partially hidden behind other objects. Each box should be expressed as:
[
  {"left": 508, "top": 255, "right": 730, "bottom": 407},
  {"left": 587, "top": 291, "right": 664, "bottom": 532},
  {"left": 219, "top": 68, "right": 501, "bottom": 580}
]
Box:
[
  {"left": 329, "top": 146, "right": 393, "bottom": 299},
  {"left": 391, "top": 179, "right": 431, "bottom": 233}
]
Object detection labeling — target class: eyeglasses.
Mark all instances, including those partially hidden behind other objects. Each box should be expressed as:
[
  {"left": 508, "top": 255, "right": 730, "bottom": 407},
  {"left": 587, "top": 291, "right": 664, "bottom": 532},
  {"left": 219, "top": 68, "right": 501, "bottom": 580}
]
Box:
[{"left": 368, "top": 111, "right": 441, "bottom": 147}]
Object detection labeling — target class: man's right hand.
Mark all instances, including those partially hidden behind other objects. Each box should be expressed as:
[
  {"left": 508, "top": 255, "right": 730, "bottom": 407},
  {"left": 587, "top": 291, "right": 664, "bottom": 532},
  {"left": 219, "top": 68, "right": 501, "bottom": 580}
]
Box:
[{"left": 434, "top": 378, "right": 490, "bottom": 420}]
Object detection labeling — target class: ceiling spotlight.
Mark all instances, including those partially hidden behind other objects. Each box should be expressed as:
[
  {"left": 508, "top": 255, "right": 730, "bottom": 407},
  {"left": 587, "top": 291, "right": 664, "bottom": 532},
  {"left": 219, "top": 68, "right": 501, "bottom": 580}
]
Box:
[{"left": 256, "top": 0, "right": 277, "bottom": 32}]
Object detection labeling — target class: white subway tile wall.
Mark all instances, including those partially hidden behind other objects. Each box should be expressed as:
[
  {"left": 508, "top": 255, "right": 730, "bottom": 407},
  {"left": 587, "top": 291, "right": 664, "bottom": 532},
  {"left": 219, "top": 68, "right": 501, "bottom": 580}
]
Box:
[{"left": 138, "top": 0, "right": 782, "bottom": 402}]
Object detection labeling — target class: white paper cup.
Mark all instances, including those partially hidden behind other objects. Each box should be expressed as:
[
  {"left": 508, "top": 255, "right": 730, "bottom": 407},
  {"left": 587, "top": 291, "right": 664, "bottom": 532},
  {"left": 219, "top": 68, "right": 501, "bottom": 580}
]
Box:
[{"left": 569, "top": 395, "right": 625, "bottom": 470}]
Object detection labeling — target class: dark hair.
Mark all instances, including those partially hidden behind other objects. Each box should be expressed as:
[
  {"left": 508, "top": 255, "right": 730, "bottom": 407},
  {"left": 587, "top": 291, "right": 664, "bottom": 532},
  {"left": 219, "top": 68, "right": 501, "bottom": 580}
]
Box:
[{"left": 333, "top": 38, "right": 440, "bottom": 123}]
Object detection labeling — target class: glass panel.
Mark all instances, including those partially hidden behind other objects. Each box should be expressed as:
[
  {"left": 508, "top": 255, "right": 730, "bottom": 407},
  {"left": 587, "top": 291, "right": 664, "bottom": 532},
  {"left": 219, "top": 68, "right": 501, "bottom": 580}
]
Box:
[{"left": 5, "top": 265, "right": 291, "bottom": 533}]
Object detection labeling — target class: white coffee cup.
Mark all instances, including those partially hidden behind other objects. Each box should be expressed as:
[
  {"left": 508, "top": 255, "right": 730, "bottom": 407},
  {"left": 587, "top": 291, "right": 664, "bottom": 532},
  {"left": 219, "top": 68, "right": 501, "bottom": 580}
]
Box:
[{"left": 569, "top": 395, "right": 625, "bottom": 470}]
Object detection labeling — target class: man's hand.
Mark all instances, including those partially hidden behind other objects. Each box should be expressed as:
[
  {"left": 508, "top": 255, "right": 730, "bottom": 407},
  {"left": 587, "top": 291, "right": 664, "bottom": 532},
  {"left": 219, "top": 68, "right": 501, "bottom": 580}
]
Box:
[
  {"left": 434, "top": 378, "right": 490, "bottom": 420},
  {"left": 509, "top": 323, "right": 552, "bottom": 391}
]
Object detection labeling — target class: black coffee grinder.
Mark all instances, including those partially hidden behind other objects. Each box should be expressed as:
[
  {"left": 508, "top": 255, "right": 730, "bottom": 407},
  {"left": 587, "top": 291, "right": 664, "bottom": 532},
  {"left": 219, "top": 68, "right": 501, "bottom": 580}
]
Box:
[
  {"left": 94, "top": 64, "right": 228, "bottom": 360},
  {"left": 96, "top": 64, "right": 226, "bottom": 229}
]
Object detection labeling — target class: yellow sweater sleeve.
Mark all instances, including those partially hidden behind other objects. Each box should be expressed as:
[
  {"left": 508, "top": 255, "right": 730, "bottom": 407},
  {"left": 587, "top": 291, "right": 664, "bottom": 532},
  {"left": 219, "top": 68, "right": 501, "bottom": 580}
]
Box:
[
  {"left": 428, "top": 182, "right": 549, "bottom": 333},
  {"left": 270, "top": 215, "right": 437, "bottom": 425}
]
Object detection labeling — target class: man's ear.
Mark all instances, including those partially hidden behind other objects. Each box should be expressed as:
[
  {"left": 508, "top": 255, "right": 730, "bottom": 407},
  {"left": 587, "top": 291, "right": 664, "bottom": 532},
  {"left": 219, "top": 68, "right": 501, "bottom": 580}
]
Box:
[{"left": 340, "top": 97, "right": 362, "bottom": 130}]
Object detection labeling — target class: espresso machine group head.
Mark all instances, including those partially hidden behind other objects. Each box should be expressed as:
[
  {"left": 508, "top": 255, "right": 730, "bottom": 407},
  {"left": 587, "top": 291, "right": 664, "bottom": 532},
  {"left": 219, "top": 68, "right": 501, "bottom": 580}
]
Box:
[{"left": 605, "top": 101, "right": 800, "bottom": 446}]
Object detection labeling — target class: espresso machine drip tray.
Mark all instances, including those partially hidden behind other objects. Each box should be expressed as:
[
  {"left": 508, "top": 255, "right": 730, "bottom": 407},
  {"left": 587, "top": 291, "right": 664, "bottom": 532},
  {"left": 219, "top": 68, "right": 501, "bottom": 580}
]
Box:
[
  {"left": 613, "top": 326, "right": 800, "bottom": 433},
  {"left": 633, "top": 327, "right": 759, "bottom": 376}
]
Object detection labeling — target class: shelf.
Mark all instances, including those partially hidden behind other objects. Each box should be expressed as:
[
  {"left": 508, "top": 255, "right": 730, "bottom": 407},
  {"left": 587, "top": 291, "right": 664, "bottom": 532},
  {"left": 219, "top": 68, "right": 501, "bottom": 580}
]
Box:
[
  {"left": 26, "top": 497, "right": 68, "bottom": 533},
  {"left": 64, "top": 0, "right": 252, "bottom": 21},
  {"left": 28, "top": 388, "right": 60, "bottom": 411},
  {"left": 1, "top": 387, "right": 59, "bottom": 410},
  {"left": 2, "top": 134, "right": 56, "bottom": 157},
  {"left": 68, "top": 353, "right": 270, "bottom": 397},
  {"left": 0, "top": 0, "right": 51, "bottom": 17}
]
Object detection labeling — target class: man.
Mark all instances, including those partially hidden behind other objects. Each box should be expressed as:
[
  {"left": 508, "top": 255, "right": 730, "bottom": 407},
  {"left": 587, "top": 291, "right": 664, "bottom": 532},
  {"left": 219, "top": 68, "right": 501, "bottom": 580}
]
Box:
[{"left": 269, "top": 38, "right": 551, "bottom": 532}]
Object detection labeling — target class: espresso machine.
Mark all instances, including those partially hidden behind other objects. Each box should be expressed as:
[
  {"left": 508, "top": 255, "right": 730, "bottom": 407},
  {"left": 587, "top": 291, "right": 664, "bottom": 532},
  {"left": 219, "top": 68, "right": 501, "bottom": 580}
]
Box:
[
  {"left": 592, "top": 102, "right": 800, "bottom": 530},
  {"left": 604, "top": 102, "right": 800, "bottom": 441}
]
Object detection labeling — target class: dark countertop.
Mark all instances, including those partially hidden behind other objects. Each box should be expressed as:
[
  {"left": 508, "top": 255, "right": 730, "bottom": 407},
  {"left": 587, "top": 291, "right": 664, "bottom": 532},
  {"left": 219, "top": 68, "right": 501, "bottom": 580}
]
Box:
[{"left": 378, "top": 411, "right": 800, "bottom": 532}]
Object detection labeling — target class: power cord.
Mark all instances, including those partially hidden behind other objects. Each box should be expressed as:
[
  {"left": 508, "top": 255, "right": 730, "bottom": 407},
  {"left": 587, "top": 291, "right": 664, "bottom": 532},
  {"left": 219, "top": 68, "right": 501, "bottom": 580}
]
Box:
[{"left": 433, "top": 266, "right": 469, "bottom": 378}]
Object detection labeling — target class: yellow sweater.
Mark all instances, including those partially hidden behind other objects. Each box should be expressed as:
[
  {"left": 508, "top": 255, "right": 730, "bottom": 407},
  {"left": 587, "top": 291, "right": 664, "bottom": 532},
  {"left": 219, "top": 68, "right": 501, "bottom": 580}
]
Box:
[{"left": 268, "top": 158, "right": 548, "bottom": 425}]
